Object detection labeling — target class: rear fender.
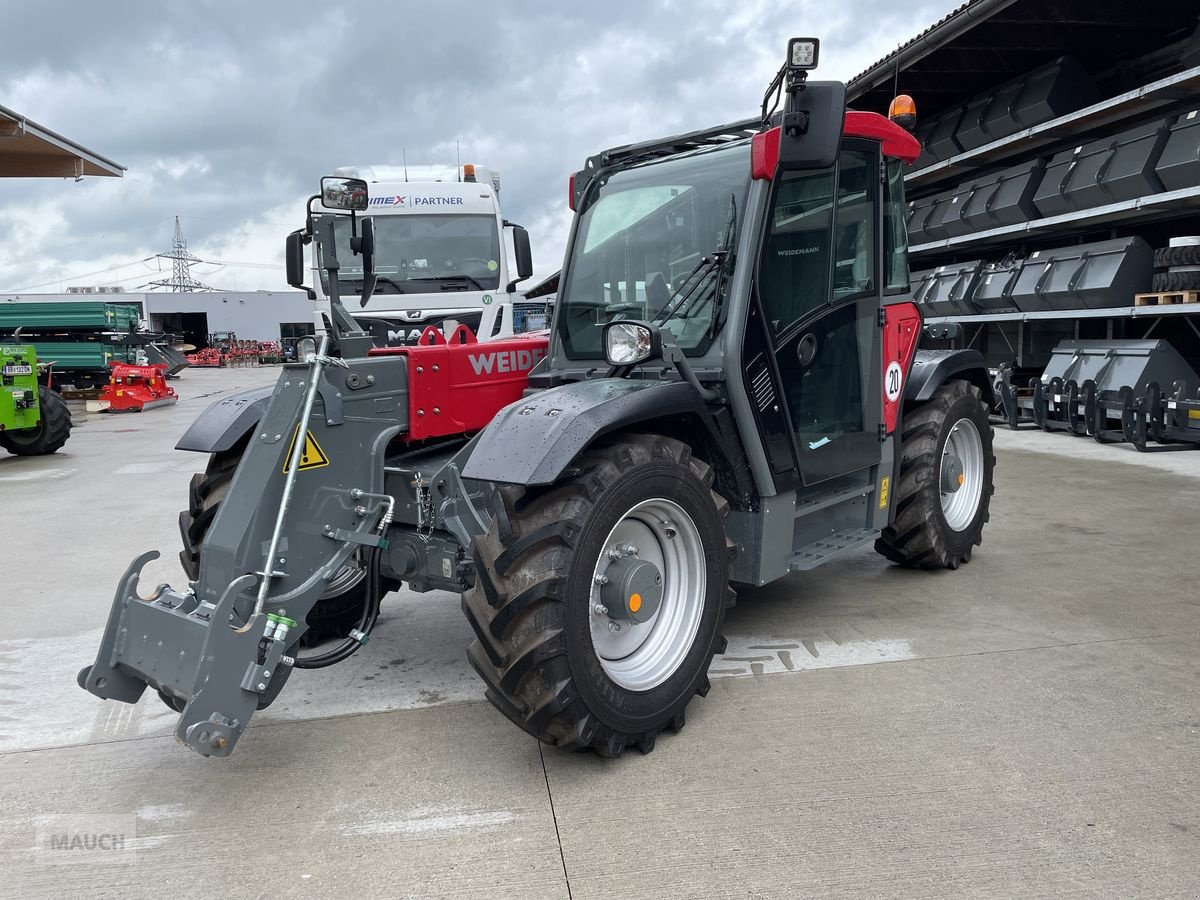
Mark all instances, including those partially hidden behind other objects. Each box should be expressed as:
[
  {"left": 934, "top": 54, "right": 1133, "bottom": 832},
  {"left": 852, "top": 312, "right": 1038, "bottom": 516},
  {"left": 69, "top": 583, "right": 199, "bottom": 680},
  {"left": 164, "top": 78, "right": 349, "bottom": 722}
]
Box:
[
  {"left": 460, "top": 378, "right": 712, "bottom": 486},
  {"left": 905, "top": 349, "right": 994, "bottom": 408}
]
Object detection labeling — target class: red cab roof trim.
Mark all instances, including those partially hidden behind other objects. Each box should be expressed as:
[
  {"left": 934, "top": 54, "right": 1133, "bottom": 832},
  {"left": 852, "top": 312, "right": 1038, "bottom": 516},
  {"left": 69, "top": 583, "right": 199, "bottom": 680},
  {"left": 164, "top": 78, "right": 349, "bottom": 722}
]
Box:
[{"left": 842, "top": 110, "right": 921, "bottom": 164}]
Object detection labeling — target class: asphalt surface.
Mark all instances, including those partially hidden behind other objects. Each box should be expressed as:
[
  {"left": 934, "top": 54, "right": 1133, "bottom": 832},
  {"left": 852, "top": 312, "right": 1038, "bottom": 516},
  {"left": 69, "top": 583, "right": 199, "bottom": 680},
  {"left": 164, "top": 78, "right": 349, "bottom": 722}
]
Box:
[{"left": 1, "top": 366, "right": 1198, "bottom": 898}]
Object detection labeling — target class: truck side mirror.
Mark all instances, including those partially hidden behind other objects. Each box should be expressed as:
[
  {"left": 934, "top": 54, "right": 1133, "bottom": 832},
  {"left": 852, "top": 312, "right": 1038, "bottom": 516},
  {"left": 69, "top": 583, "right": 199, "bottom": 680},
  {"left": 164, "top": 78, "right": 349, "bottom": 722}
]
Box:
[
  {"left": 508, "top": 224, "right": 533, "bottom": 292},
  {"left": 285, "top": 230, "right": 316, "bottom": 300},
  {"left": 353, "top": 217, "right": 377, "bottom": 307}
]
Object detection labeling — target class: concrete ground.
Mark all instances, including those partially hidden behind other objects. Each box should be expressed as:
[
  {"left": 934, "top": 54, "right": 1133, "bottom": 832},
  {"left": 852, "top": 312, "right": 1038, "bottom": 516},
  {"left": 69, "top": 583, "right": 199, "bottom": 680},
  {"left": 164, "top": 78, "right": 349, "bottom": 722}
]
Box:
[{"left": 1, "top": 366, "right": 1198, "bottom": 898}]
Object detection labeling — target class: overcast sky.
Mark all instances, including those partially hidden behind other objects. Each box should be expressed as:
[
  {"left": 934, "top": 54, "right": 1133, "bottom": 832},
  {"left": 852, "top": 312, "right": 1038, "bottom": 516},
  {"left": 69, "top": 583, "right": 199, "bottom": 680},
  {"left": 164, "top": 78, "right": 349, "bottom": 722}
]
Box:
[{"left": 0, "top": 0, "right": 960, "bottom": 295}]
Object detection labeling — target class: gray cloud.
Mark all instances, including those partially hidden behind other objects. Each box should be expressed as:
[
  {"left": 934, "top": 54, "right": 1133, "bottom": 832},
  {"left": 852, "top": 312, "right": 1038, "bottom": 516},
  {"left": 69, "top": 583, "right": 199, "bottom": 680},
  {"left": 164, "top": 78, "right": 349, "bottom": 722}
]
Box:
[{"left": 1, "top": 0, "right": 961, "bottom": 292}]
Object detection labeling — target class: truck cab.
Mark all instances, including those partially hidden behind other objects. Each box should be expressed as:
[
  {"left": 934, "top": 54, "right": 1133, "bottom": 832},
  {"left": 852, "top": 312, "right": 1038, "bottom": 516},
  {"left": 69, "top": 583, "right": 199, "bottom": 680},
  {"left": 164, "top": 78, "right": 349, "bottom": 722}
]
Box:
[{"left": 314, "top": 163, "right": 539, "bottom": 345}]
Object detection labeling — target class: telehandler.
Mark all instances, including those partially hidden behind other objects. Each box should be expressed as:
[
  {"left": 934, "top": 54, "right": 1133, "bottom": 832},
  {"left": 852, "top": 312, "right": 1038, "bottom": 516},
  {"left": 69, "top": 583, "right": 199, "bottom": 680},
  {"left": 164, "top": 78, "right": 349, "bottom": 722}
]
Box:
[{"left": 81, "top": 39, "right": 995, "bottom": 757}]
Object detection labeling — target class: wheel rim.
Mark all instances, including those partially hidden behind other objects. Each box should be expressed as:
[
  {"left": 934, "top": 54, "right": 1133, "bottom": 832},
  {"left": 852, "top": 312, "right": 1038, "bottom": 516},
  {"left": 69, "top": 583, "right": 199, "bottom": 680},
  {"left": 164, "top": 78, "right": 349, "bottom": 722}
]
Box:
[
  {"left": 589, "top": 498, "right": 706, "bottom": 692},
  {"left": 940, "top": 417, "right": 984, "bottom": 531}
]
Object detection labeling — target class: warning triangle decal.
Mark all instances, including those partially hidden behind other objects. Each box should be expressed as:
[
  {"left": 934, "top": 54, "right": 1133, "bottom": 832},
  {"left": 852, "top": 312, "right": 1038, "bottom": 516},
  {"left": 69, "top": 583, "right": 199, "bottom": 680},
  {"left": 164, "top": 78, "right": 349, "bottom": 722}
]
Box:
[{"left": 282, "top": 424, "right": 330, "bottom": 472}]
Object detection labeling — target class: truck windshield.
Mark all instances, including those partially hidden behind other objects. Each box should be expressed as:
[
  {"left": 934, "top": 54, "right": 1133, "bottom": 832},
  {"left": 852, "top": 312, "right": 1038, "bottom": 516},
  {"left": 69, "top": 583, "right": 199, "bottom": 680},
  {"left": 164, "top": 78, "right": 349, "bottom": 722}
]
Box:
[
  {"left": 557, "top": 142, "right": 751, "bottom": 359},
  {"left": 322, "top": 214, "right": 502, "bottom": 294}
]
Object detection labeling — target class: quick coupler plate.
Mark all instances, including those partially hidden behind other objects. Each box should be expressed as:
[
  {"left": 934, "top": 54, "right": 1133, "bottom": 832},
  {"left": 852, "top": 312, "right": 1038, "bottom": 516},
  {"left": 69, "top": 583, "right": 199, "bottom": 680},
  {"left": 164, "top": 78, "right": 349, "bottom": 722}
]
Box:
[{"left": 78, "top": 550, "right": 288, "bottom": 757}]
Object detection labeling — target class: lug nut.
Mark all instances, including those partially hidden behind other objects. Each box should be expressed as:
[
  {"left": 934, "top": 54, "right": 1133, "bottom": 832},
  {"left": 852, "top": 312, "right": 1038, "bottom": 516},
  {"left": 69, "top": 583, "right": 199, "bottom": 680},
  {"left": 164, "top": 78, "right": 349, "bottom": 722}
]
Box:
[
  {"left": 608, "top": 622, "right": 621, "bottom": 633},
  {"left": 593, "top": 603, "right": 608, "bottom": 615}
]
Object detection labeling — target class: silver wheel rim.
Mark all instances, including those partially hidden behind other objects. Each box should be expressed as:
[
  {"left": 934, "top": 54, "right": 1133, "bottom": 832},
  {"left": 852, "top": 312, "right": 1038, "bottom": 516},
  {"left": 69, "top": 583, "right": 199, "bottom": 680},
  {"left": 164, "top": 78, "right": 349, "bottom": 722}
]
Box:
[
  {"left": 589, "top": 498, "right": 706, "bottom": 692},
  {"left": 941, "top": 417, "right": 984, "bottom": 531}
]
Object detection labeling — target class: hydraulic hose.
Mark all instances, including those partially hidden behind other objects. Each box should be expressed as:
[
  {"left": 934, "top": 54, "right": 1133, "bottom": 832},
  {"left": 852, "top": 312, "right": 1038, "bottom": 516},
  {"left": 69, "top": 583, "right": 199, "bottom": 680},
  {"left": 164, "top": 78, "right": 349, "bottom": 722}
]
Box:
[{"left": 293, "top": 545, "right": 384, "bottom": 669}]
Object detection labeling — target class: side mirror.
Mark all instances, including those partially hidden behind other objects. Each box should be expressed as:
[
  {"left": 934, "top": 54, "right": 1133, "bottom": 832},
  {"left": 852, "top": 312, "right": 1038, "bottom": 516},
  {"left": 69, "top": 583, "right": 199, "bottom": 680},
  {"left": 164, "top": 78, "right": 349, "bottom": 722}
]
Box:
[
  {"left": 352, "top": 217, "right": 377, "bottom": 306},
  {"left": 320, "top": 176, "right": 369, "bottom": 211},
  {"left": 285, "top": 230, "right": 315, "bottom": 300},
  {"left": 777, "top": 80, "right": 846, "bottom": 170},
  {"left": 507, "top": 224, "right": 533, "bottom": 292}
]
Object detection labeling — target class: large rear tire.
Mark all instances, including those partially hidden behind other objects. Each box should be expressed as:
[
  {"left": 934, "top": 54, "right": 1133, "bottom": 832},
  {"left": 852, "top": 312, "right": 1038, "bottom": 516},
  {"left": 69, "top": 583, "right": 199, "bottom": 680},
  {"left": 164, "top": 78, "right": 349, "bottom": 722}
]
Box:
[
  {"left": 178, "top": 446, "right": 372, "bottom": 646},
  {"left": 463, "top": 433, "right": 734, "bottom": 757},
  {"left": 875, "top": 380, "right": 995, "bottom": 569},
  {"left": 0, "top": 386, "right": 71, "bottom": 456}
]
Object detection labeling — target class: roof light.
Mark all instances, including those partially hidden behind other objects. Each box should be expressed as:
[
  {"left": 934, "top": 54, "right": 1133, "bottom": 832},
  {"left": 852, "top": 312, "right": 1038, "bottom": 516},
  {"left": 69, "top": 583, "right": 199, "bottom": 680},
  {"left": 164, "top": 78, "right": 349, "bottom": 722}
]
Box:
[
  {"left": 462, "top": 163, "right": 476, "bottom": 183},
  {"left": 787, "top": 37, "right": 819, "bottom": 72},
  {"left": 888, "top": 94, "right": 918, "bottom": 133},
  {"left": 568, "top": 172, "right": 576, "bottom": 211}
]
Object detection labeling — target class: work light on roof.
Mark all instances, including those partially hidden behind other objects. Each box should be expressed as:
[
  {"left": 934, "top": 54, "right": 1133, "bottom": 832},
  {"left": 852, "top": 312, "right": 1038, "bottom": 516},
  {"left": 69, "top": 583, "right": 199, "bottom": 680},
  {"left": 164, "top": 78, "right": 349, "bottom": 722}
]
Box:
[{"left": 787, "top": 38, "right": 819, "bottom": 72}]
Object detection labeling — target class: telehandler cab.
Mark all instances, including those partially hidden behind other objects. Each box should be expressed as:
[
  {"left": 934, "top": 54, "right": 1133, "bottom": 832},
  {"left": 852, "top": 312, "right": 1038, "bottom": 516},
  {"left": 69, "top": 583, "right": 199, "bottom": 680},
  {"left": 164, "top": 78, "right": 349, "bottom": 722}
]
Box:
[{"left": 80, "top": 40, "right": 995, "bottom": 758}]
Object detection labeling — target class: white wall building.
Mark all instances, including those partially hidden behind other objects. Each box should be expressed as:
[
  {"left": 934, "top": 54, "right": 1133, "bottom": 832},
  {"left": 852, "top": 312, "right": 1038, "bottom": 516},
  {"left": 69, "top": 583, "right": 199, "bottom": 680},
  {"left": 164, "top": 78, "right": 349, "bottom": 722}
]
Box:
[{"left": 0, "top": 290, "right": 315, "bottom": 347}]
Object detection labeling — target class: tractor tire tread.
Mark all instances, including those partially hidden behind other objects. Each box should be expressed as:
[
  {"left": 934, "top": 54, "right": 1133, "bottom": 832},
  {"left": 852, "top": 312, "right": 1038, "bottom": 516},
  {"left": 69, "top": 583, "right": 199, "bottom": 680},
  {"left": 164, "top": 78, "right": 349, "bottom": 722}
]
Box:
[{"left": 463, "top": 432, "right": 731, "bottom": 757}]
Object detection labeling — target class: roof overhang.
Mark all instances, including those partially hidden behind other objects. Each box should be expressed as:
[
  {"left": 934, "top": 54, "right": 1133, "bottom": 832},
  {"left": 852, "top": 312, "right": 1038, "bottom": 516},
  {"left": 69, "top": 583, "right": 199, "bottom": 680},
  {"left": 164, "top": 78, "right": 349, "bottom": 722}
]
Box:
[{"left": 0, "top": 103, "right": 125, "bottom": 179}]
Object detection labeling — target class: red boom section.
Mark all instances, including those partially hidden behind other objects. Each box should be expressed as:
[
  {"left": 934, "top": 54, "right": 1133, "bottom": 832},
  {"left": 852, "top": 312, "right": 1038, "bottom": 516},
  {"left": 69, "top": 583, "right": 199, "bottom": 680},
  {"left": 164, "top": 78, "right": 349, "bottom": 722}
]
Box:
[
  {"left": 369, "top": 325, "right": 549, "bottom": 441},
  {"left": 882, "top": 301, "right": 922, "bottom": 435}
]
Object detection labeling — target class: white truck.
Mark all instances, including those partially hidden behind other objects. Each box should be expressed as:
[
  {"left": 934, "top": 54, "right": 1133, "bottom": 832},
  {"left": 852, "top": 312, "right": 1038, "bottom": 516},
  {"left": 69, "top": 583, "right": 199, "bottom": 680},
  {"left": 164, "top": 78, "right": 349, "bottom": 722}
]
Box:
[{"left": 313, "top": 163, "right": 546, "bottom": 344}]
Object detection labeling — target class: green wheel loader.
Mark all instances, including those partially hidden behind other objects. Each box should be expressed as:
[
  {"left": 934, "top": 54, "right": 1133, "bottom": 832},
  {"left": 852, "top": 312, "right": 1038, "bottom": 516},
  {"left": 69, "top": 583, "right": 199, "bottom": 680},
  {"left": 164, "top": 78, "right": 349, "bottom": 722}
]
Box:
[{"left": 0, "top": 338, "right": 72, "bottom": 456}]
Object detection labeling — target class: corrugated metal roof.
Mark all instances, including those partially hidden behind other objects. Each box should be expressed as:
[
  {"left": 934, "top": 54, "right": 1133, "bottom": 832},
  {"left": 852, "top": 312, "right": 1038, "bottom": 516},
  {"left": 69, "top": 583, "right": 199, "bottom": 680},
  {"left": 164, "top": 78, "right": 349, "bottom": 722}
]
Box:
[{"left": 848, "top": 1, "right": 975, "bottom": 89}]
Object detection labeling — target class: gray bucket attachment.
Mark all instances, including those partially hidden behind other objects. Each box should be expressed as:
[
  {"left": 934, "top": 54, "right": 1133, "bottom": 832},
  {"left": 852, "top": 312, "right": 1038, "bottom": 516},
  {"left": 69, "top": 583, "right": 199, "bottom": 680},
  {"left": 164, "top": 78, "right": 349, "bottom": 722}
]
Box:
[
  {"left": 1156, "top": 108, "right": 1200, "bottom": 192},
  {"left": 955, "top": 57, "right": 1097, "bottom": 153},
  {"left": 1007, "top": 56, "right": 1097, "bottom": 130},
  {"left": 961, "top": 159, "right": 1047, "bottom": 232},
  {"left": 973, "top": 259, "right": 1024, "bottom": 313},
  {"left": 926, "top": 105, "right": 966, "bottom": 163},
  {"left": 1034, "top": 117, "right": 1172, "bottom": 216},
  {"left": 924, "top": 186, "right": 974, "bottom": 239},
  {"left": 1033, "top": 339, "right": 1200, "bottom": 450},
  {"left": 1009, "top": 236, "right": 1153, "bottom": 312},
  {"left": 911, "top": 261, "right": 983, "bottom": 317},
  {"left": 906, "top": 197, "right": 938, "bottom": 245}
]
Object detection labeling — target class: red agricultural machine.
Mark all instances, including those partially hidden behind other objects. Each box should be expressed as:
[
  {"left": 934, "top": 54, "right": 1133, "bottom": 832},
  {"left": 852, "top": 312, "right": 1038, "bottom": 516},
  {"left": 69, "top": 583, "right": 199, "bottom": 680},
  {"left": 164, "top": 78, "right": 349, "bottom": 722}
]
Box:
[{"left": 95, "top": 362, "right": 178, "bottom": 413}]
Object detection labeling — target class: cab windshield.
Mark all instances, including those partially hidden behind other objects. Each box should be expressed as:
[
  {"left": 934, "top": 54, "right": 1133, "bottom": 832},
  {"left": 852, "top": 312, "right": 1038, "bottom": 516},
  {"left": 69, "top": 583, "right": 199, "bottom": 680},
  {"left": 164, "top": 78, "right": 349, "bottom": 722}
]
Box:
[
  {"left": 558, "top": 143, "right": 751, "bottom": 358},
  {"left": 321, "top": 214, "right": 502, "bottom": 295}
]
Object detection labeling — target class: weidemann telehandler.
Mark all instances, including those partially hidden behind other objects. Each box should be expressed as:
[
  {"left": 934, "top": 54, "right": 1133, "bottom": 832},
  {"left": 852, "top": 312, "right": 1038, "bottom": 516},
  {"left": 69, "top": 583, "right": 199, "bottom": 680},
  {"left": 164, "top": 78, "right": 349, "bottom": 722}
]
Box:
[{"left": 80, "top": 39, "right": 996, "bottom": 758}]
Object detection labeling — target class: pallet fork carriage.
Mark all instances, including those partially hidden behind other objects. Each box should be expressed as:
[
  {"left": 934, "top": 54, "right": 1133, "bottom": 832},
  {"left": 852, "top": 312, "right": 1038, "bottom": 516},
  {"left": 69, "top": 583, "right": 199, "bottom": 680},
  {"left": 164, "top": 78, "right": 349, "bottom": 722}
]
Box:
[{"left": 80, "top": 40, "right": 996, "bottom": 758}]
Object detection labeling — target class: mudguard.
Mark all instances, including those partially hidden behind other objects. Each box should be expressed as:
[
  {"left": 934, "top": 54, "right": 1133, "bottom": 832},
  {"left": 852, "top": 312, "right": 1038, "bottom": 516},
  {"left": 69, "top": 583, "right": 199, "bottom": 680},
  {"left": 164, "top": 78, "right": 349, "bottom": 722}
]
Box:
[
  {"left": 461, "top": 378, "right": 709, "bottom": 486},
  {"left": 906, "top": 349, "right": 994, "bottom": 407},
  {"left": 176, "top": 385, "right": 273, "bottom": 453}
]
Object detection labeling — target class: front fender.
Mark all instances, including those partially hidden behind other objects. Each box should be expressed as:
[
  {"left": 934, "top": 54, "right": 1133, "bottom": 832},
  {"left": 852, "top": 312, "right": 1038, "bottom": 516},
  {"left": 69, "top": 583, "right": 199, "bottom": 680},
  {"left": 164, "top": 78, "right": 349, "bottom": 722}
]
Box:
[
  {"left": 906, "top": 349, "right": 994, "bottom": 407},
  {"left": 175, "top": 384, "right": 274, "bottom": 453},
  {"left": 461, "top": 378, "right": 708, "bottom": 486}
]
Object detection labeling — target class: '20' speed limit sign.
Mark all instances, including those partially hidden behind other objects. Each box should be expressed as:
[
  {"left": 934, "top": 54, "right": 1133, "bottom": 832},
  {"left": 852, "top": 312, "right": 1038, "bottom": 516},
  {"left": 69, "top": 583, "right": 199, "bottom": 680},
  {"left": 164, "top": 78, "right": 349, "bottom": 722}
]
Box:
[{"left": 885, "top": 361, "right": 903, "bottom": 403}]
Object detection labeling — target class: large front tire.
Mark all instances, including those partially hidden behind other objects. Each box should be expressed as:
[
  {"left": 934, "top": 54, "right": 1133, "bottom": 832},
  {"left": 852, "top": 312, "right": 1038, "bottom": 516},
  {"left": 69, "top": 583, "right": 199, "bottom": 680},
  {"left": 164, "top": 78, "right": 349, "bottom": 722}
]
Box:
[
  {"left": 875, "top": 379, "right": 995, "bottom": 569},
  {"left": 463, "top": 433, "right": 734, "bottom": 757},
  {"left": 0, "top": 386, "right": 71, "bottom": 456}
]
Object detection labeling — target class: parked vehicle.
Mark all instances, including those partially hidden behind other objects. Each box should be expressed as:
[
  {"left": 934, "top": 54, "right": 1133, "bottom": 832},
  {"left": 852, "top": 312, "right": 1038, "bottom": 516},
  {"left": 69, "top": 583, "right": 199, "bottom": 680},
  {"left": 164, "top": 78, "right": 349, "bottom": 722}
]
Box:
[{"left": 80, "top": 40, "right": 995, "bottom": 758}]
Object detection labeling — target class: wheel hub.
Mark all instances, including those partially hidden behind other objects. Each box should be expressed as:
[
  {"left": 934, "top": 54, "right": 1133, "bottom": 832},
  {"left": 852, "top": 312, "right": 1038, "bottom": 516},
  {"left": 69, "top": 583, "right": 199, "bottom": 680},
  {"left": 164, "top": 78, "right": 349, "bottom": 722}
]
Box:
[
  {"left": 941, "top": 454, "right": 964, "bottom": 493},
  {"left": 600, "top": 556, "right": 663, "bottom": 624}
]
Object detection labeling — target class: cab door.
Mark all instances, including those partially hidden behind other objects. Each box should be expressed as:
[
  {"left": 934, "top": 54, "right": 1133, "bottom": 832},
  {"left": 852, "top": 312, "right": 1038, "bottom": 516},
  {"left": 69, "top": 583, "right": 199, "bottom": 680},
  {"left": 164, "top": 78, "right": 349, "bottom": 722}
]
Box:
[{"left": 747, "top": 141, "right": 884, "bottom": 486}]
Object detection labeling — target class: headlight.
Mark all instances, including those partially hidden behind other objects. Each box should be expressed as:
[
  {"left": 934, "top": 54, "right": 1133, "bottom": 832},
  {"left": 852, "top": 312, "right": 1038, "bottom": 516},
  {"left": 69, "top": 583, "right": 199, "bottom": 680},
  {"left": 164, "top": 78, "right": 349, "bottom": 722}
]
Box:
[
  {"left": 297, "top": 337, "right": 317, "bottom": 363},
  {"left": 604, "top": 321, "right": 655, "bottom": 366}
]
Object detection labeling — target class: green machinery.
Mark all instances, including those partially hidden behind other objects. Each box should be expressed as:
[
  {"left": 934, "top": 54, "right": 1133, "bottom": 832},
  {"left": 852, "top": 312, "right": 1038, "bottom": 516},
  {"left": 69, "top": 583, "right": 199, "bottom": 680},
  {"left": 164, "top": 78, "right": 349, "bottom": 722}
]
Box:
[{"left": 0, "top": 338, "right": 72, "bottom": 456}]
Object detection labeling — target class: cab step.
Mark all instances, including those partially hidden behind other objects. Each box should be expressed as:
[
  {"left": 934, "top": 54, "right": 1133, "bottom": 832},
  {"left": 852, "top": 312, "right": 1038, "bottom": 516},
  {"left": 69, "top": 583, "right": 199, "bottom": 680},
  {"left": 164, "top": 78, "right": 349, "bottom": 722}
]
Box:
[{"left": 787, "top": 528, "right": 878, "bottom": 571}]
